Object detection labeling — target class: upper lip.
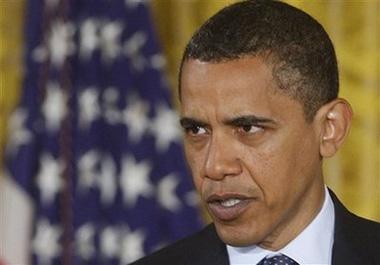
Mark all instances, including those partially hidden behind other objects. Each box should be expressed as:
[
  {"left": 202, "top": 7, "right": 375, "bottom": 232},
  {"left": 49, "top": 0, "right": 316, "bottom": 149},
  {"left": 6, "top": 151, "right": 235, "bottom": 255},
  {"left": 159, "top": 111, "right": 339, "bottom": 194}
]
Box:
[{"left": 206, "top": 193, "right": 254, "bottom": 203}]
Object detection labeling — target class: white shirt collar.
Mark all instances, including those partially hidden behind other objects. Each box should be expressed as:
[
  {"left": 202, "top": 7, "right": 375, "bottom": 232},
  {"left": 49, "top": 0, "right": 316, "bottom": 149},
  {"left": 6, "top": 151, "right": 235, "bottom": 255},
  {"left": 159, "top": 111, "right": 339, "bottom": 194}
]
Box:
[{"left": 227, "top": 186, "right": 335, "bottom": 265}]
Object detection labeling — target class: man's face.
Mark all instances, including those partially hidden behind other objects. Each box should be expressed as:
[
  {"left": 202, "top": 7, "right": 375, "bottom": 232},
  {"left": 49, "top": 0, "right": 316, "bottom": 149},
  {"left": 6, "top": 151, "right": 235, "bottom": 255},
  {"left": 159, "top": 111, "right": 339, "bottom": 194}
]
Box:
[{"left": 180, "top": 57, "right": 325, "bottom": 249}]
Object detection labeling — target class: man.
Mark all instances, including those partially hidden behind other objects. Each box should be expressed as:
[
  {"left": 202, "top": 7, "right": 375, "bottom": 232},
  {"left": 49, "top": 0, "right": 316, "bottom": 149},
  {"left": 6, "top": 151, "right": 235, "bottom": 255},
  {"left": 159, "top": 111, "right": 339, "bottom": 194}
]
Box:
[{"left": 131, "top": 1, "right": 380, "bottom": 264}]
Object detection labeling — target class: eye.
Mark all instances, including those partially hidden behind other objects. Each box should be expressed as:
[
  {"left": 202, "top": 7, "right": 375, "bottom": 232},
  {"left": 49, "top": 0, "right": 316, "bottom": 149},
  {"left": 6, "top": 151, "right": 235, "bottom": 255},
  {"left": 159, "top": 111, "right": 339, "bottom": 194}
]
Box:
[
  {"left": 184, "top": 125, "right": 207, "bottom": 136},
  {"left": 238, "top": 124, "right": 263, "bottom": 134}
]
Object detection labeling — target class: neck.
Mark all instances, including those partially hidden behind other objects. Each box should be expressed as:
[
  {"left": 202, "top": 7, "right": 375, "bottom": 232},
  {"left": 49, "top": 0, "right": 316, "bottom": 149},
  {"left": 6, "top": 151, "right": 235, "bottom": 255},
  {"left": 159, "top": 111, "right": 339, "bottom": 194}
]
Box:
[{"left": 258, "top": 182, "right": 325, "bottom": 250}]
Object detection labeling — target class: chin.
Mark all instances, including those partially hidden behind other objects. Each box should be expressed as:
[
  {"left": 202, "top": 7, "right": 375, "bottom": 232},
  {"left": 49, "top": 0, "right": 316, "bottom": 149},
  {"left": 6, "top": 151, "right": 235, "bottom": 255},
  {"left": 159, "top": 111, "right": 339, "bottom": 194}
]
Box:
[{"left": 214, "top": 221, "right": 262, "bottom": 247}]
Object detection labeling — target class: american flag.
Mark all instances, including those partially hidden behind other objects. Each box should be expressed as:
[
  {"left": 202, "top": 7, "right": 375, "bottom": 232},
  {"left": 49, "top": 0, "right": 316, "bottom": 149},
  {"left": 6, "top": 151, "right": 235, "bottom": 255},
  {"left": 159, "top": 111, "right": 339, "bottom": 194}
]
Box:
[{"left": 4, "top": 0, "right": 202, "bottom": 264}]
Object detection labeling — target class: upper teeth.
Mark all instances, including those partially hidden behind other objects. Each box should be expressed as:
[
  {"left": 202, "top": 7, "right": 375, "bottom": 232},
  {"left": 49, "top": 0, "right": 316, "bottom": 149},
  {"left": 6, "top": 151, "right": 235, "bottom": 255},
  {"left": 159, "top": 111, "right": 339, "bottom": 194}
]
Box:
[{"left": 220, "top": 198, "right": 241, "bottom": 207}]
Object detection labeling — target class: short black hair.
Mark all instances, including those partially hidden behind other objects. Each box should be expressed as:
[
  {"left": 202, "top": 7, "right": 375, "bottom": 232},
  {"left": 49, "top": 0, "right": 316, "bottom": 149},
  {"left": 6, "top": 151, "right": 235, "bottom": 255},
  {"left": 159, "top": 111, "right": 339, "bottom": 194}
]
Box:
[{"left": 179, "top": 0, "right": 339, "bottom": 121}]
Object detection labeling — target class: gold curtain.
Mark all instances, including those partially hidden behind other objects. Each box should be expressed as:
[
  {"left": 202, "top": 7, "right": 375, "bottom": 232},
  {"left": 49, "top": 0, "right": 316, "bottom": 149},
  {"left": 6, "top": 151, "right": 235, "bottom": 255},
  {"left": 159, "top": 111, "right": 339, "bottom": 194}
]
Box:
[
  {"left": 0, "top": 0, "right": 25, "bottom": 170},
  {"left": 0, "top": 1, "right": 379, "bottom": 221}
]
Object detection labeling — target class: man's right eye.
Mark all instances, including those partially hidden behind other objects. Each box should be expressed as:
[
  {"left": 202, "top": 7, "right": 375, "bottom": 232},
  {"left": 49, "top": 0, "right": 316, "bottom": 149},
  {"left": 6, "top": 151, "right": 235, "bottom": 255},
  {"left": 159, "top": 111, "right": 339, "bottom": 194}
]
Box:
[{"left": 185, "top": 125, "right": 207, "bottom": 136}]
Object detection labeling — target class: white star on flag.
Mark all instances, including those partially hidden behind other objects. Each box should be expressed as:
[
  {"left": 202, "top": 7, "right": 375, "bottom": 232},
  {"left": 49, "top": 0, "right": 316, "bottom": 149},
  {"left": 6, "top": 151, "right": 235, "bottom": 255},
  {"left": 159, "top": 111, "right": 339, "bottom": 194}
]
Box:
[
  {"left": 32, "top": 20, "right": 76, "bottom": 66},
  {"left": 78, "top": 150, "right": 100, "bottom": 191},
  {"left": 80, "top": 19, "right": 100, "bottom": 60},
  {"left": 100, "top": 226, "right": 120, "bottom": 259},
  {"left": 36, "top": 153, "right": 64, "bottom": 205},
  {"left": 42, "top": 81, "right": 68, "bottom": 131},
  {"left": 32, "top": 218, "right": 62, "bottom": 265},
  {"left": 150, "top": 104, "right": 182, "bottom": 152},
  {"left": 76, "top": 223, "right": 96, "bottom": 260},
  {"left": 6, "top": 108, "right": 32, "bottom": 155},
  {"left": 124, "top": 31, "right": 147, "bottom": 71},
  {"left": 103, "top": 87, "right": 122, "bottom": 125},
  {"left": 157, "top": 174, "right": 181, "bottom": 212},
  {"left": 122, "top": 96, "right": 149, "bottom": 143},
  {"left": 78, "top": 87, "right": 100, "bottom": 129},
  {"left": 98, "top": 154, "right": 117, "bottom": 206},
  {"left": 49, "top": 20, "right": 76, "bottom": 67},
  {"left": 119, "top": 227, "right": 145, "bottom": 264},
  {"left": 120, "top": 155, "right": 153, "bottom": 207},
  {"left": 100, "top": 21, "right": 123, "bottom": 63},
  {"left": 150, "top": 53, "right": 166, "bottom": 70}
]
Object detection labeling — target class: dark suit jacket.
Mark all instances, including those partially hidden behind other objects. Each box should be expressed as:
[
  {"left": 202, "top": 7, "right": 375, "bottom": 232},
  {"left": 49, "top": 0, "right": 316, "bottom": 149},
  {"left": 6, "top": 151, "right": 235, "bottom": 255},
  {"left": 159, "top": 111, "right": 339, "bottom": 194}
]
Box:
[{"left": 131, "top": 190, "right": 380, "bottom": 265}]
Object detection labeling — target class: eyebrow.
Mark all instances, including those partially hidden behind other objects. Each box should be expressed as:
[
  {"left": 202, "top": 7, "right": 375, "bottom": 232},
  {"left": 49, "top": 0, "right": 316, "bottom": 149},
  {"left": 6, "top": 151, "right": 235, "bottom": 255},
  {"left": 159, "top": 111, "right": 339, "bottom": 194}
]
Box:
[
  {"left": 224, "top": 115, "right": 275, "bottom": 127},
  {"left": 180, "top": 115, "right": 275, "bottom": 128},
  {"left": 179, "top": 117, "right": 208, "bottom": 128}
]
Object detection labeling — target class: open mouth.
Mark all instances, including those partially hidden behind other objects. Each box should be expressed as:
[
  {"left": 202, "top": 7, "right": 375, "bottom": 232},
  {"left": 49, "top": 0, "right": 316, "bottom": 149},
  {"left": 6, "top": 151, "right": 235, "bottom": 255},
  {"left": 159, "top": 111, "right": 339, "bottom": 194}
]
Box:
[
  {"left": 206, "top": 194, "right": 254, "bottom": 221},
  {"left": 219, "top": 198, "right": 243, "bottom": 207}
]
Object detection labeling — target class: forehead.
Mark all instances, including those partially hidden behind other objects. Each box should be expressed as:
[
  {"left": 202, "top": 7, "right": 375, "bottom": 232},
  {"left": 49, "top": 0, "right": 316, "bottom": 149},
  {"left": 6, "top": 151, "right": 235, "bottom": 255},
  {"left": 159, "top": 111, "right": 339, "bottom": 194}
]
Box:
[
  {"left": 180, "top": 57, "right": 302, "bottom": 120},
  {"left": 180, "top": 56, "right": 276, "bottom": 98},
  {"left": 181, "top": 56, "right": 273, "bottom": 86}
]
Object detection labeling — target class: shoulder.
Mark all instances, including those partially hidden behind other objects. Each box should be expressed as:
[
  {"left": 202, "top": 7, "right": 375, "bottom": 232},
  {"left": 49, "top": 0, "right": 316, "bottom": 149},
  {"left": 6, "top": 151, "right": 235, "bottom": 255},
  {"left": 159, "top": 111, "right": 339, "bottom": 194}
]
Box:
[
  {"left": 330, "top": 189, "right": 380, "bottom": 262},
  {"left": 130, "top": 224, "right": 228, "bottom": 265},
  {"left": 331, "top": 189, "right": 380, "bottom": 239},
  {"left": 338, "top": 205, "right": 380, "bottom": 243}
]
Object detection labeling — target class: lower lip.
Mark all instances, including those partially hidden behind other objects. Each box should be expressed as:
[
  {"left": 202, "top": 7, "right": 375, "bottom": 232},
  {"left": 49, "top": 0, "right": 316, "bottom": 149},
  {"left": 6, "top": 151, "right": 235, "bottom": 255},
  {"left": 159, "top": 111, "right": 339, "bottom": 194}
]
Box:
[{"left": 207, "top": 199, "right": 252, "bottom": 221}]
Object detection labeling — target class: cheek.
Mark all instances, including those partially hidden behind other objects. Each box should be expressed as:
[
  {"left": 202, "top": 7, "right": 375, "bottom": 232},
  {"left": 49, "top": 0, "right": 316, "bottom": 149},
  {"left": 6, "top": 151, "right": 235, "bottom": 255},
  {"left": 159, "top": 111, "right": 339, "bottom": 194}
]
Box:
[
  {"left": 184, "top": 144, "right": 204, "bottom": 189},
  {"left": 243, "top": 140, "right": 300, "bottom": 201},
  {"left": 253, "top": 155, "right": 291, "bottom": 195},
  {"left": 253, "top": 132, "right": 319, "bottom": 204}
]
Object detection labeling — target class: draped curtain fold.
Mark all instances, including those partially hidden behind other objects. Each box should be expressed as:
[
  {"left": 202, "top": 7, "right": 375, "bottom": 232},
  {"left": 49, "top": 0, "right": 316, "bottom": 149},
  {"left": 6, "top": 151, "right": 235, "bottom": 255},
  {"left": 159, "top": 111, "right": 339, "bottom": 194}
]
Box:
[{"left": 1, "top": 0, "right": 379, "bottom": 221}]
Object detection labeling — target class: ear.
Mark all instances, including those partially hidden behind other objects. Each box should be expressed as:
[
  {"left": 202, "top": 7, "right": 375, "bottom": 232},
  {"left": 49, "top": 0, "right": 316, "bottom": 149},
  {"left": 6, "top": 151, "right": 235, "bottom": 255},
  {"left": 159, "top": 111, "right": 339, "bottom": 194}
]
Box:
[{"left": 315, "top": 98, "right": 353, "bottom": 158}]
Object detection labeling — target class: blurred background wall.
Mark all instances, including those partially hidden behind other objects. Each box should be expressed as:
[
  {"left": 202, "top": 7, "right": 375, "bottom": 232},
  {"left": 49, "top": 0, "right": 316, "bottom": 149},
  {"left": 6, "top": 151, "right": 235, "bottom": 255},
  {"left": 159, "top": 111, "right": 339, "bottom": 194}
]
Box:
[{"left": 0, "top": 0, "right": 379, "bottom": 259}]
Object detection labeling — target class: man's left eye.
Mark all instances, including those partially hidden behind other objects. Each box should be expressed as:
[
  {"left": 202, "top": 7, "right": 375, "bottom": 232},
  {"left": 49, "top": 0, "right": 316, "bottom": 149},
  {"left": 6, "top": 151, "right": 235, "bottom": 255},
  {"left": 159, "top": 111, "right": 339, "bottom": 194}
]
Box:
[{"left": 239, "top": 125, "right": 262, "bottom": 134}]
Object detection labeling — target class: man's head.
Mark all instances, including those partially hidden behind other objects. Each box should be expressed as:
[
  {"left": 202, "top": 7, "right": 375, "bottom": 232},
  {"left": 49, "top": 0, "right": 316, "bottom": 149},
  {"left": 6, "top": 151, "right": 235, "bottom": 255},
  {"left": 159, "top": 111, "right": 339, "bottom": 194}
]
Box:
[
  {"left": 179, "top": 0, "right": 352, "bottom": 249},
  {"left": 179, "top": 0, "right": 339, "bottom": 122}
]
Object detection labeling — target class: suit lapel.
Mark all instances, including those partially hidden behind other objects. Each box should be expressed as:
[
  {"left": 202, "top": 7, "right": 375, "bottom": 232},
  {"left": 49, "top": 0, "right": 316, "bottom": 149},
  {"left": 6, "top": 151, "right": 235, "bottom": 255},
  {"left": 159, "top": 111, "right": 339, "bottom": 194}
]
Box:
[
  {"left": 330, "top": 190, "right": 368, "bottom": 265},
  {"left": 332, "top": 239, "right": 361, "bottom": 265}
]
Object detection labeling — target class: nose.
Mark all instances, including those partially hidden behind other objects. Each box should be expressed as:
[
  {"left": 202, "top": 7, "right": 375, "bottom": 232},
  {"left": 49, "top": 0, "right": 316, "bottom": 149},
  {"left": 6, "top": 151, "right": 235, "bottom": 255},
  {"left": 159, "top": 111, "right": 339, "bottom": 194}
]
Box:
[{"left": 204, "top": 134, "right": 242, "bottom": 180}]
